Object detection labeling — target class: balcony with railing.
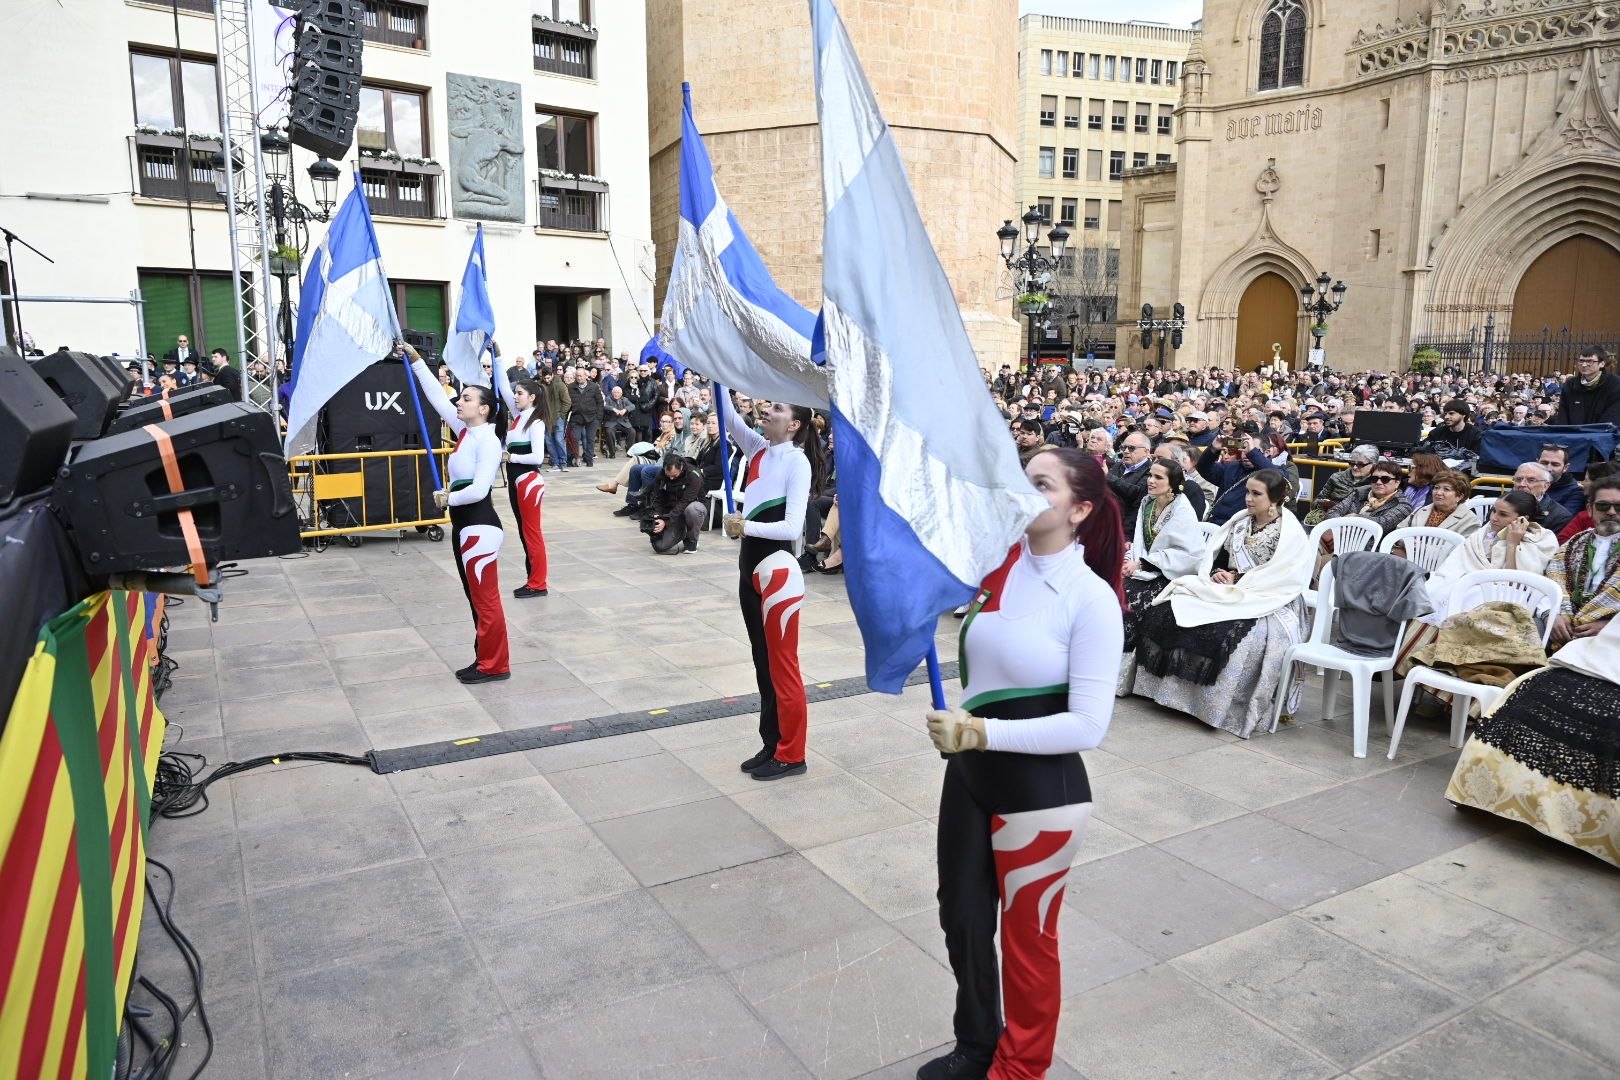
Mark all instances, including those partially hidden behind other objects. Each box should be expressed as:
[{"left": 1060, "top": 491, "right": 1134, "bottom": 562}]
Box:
[
  {"left": 362, "top": 0, "right": 427, "bottom": 49},
  {"left": 132, "top": 134, "right": 221, "bottom": 202},
  {"left": 535, "top": 173, "right": 608, "bottom": 233},
  {"left": 532, "top": 16, "right": 596, "bottom": 79},
  {"left": 359, "top": 162, "right": 442, "bottom": 220}
]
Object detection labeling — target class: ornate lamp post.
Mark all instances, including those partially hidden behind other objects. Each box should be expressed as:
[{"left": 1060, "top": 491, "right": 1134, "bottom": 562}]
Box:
[
  {"left": 997, "top": 206, "right": 1069, "bottom": 377},
  {"left": 1300, "top": 270, "right": 1348, "bottom": 367},
  {"left": 1136, "top": 302, "right": 1186, "bottom": 371},
  {"left": 211, "top": 133, "right": 341, "bottom": 409}
]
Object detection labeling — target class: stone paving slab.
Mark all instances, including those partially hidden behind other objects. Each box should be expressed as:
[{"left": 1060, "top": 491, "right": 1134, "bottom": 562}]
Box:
[{"left": 136, "top": 468, "right": 1620, "bottom": 1079}]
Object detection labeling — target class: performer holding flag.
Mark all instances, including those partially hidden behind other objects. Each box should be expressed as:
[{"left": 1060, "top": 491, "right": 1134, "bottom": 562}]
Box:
[
  {"left": 403, "top": 340, "right": 511, "bottom": 683},
  {"left": 806, "top": 2, "right": 1123, "bottom": 1077},
  {"left": 719, "top": 390, "right": 825, "bottom": 781},
  {"left": 490, "top": 343, "right": 549, "bottom": 599}
]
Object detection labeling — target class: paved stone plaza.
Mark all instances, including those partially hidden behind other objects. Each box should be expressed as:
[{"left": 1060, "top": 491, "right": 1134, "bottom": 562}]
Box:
[{"left": 139, "top": 470, "right": 1620, "bottom": 1080}]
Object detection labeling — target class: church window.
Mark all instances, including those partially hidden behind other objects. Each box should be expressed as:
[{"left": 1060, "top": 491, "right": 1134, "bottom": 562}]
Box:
[{"left": 1257, "top": 0, "right": 1306, "bottom": 91}]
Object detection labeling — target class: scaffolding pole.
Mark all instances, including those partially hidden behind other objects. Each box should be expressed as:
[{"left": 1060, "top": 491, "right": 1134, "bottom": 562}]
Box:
[{"left": 214, "top": 0, "right": 281, "bottom": 414}]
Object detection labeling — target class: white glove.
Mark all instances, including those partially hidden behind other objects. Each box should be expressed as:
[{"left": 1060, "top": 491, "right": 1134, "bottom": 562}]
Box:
[
  {"left": 432, "top": 489, "right": 449, "bottom": 510},
  {"left": 723, "top": 512, "right": 745, "bottom": 539},
  {"left": 926, "top": 708, "right": 987, "bottom": 754}
]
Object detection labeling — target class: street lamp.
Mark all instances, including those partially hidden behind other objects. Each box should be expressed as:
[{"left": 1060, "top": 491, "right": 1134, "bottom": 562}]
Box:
[
  {"left": 210, "top": 133, "right": 338, "bottom": 404},
  {"left": 1136, "top": 302, "right": 1186, "bottom": 371},
  {"left": 997, "top": 204, "right": 1071, "bottom": 376},
  {"left": 1300, "top": 271, "right": 1348, "bottom": 366}
]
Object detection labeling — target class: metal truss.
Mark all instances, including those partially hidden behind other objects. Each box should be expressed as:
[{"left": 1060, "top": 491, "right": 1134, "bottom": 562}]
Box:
[{"left": 214, "top": 0, "right": 281, "bottom": 414}]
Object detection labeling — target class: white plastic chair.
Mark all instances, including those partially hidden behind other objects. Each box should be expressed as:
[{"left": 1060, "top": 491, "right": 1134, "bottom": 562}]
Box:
[
  {"left": 1388, "top": 569, "right": 1564, "bottom": 758},
  {"left": 1304, "top": 517, "right": 1383, "bottom": 613},
  {"left": 1378, "top": 526, "right": 1466, "bottom": 575},
  {"left": 1463, "top": 494, "right": 1497, "bottom": 527},
  {"left": 1271, "top": 562, "right": 1405, "bottom": 758}
]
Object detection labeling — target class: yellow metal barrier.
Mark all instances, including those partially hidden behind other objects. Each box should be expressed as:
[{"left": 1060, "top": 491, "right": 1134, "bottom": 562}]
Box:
[{"left": 287, "top": 447, "right": 453, "bottom": 539}]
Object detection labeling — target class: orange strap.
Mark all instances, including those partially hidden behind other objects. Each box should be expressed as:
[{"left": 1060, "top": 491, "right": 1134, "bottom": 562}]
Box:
[
  {"left": 159, "top": 387, "right": 174, "bottom": 422},
  {"left": 141, "top": 423, "right": 210, "bottom": 586}
]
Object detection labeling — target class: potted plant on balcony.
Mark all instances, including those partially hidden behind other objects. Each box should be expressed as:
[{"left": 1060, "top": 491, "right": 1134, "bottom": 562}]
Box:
[{"left": 1016, "top": 292, "right": 1050, "bottom": 315}]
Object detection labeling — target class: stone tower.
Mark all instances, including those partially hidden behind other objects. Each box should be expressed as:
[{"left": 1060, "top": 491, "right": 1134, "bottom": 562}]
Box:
[{"left": 646, "top": 0, "right": 1020, "bottom": 370}]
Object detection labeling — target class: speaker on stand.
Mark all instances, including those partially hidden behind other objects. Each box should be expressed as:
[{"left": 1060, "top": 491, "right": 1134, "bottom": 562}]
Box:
[{"left": 289, "top": 0, "right": 365, "bottom": 160}]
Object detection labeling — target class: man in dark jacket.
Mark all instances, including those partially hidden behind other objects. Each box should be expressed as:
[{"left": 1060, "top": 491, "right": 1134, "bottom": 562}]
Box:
[
  {"left": 543, "top": 369, "right": 573, "bottom": 470},
  {"left": 646, "top": 453, "right": 707, "bottom": 554},
  {"left": 1198, "top": 435, "right": 1276, "bottom": 525},
  {"left": 1552, "top": 347, "right": 1620, "bottom": 427},
  {"left": 1107, "top": 430, "right": 1154, "bottom": 524},
  {"left": 1432, "top": 399, "right": 1482, "bottom": 454},
  {"left": 567, "top": 369, "right": 605, "bottom": 466},
  {"left": 1539, "top": 444, "right": 1586, "bottom": 516}
]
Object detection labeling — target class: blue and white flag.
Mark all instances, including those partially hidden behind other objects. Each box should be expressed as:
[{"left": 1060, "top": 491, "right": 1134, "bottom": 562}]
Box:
[
  {"left": 809, "top": 0, "right": 1047, "bottom": 693},
  {"left": 658, "top": 83, "right": 826, "bottom": 408},
  {"left": 444, "top": 223, "right": 495, "bottom": 388},
  {"left": 284, "top": 180, "right": 402, "bottom": 455}
]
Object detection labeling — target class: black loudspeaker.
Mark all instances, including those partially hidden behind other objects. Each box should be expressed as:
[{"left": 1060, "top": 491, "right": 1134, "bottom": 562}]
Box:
[
  {"left": 318, "top": 360, "right": 439, "bottom": 527},
  {"left": 0, "top": 348, "right": 77, "bottom": 503},
  {"left": 34, "top": 350, "right": 125, "bottom": 438},
  {"left": 51, "top": 403, "right": 302, "bottom": 574},
  {"left": 107, "top": 384, "right": 235, "bottom": 436},
  {"left": 289, "top": 0, "right": 364, "bottom": 160}
]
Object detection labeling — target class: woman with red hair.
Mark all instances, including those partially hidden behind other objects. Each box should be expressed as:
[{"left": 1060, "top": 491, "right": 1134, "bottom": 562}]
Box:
[{"left": 920, "top": 448, "right": 1125, "bottom": 1080}]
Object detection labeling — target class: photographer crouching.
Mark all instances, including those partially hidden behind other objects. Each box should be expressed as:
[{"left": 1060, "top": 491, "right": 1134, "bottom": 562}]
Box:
[{"left": 642, "top": 452, "right": 707, "bottom": 555}]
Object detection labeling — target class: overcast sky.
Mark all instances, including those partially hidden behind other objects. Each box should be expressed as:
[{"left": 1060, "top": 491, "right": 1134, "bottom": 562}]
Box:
[{"left": 1018, "top": 0, "right": 1202, "bottom": 31}]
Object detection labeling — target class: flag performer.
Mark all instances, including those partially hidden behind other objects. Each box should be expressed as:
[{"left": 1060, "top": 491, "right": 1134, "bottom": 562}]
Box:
[
  {"left": 719, "top": 389, "right": 826, "bottom": 781},
  {"left": 491, "top": 344, "right": 549, "bottom": 598},
  {"left": 806, "top": 0, "right": 1123, "bottom": 1075},
  {"left": 403, "top": 340, "right": 511, "bottom": 683}
]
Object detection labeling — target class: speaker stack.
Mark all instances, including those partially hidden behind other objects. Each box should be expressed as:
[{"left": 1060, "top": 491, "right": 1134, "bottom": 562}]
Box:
[
  {"left": 51, "top": 403, "right": 302, "bottom": 575},
  {"left": 318, "top": 360, "right": 439, "bottom": 528},
  {"left": 106, "top": 384, "right": 235, "bottom": 436},
  {"left": 289, "top": 0, "right": 365, "bottom": 160},
  {"left": 32, "top": 350, "right": 126, "bottom": 439},
  {"left": 0, "top": 347, "right": 76, "bottom": 504}
]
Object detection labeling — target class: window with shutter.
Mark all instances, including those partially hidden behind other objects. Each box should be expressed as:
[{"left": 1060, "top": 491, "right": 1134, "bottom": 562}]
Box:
[{"left": 138, "top": 271, "right": 193, "bottom": 357}]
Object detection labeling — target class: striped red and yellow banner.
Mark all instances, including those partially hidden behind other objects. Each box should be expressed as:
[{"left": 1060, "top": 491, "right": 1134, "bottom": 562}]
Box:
[{"left": 0, "top": 591, "right": 167, "bottom": 1080}]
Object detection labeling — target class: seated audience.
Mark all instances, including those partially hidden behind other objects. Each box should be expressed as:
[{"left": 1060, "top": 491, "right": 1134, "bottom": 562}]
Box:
[
  {"left": 1513, "top": 462, "right": 1575, "bottom": 535},
  {"left": 1315, "top": 461, "right": 1414, "bottom": 577},
  {"left": 1546, "top": 476, "right": 1620, "bottom": 649},
  {"left": 1556, "top": 460, "right": 1618, "bottom": 542},
  {"left": 1538, "top": 444, "right": 1585, "bottom": 516},
  {"left": 1303, "top": 444, "right": 1377, "bottom": 526},
  {"left": 1395, "top": 469, "right": 1481, "bottom": 537},
  {"left": 1445, "top": 618, "right": 1620, "bottom": 868},
  {"left": 1121, "top": 459, "right": 1204, "bottom": 658},
  {"left": 1197, "top": 433, "right": 1275, "bottom": 525},
  {"left": 1402, "top": 452, "right": 1445, "bottom": 510},
  {"left": 1132, "top": 470, "right": 1312, "bottom": 737}
]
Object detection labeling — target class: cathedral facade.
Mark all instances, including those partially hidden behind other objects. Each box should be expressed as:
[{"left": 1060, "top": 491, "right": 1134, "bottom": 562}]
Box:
[{"left": 1116, "top": 0, "right": 1620, "bottom": 372}]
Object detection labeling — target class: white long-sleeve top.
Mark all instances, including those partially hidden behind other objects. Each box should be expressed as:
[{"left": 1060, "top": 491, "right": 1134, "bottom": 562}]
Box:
[
  {"left": 717, "top": 390, "right": 809, "bottom": 543},
  {"left": 959, "top": 540, "right": 1123, "bottom": 755},
  {"left": 492, "top": 362, "right": 544, "bottom": 467},
  {"left": 412, "top": 358, "right": 501, "bottom": 507}
]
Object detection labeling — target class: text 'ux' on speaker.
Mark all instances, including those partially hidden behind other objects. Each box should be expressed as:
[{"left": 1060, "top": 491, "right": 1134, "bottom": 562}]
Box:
[
  {"left": 52, "top": 403, "right": 302, "bottom": 574},
  {"left": 289, "top": 0, "right": 364, "bottom": 160},
  {"left": 35, "top": 350, "right": 125, "bottom": 439},
  {"left": 107, "top": 384, "right": 235, "bottom": 436},
  {"left": 0, "top": 347, "right": 76, "bottom": 504}
]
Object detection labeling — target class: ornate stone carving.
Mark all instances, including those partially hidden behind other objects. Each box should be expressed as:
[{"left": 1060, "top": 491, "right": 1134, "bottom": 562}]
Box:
[
  {"left": 446, "top": 74, "right": 525, "bottom": 223},
  {"left": 1256, "top": 157, "right": 1281, "bottom": 201},
  {"left": 1440, "top": 52, "right": 1580, "bottom": 80},
  {"left": 1350, "top": 0, "right": 1618, "bottom": 79}
]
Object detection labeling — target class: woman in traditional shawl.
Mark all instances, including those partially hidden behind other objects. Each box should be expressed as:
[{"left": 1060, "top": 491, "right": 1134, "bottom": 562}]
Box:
[
  {"left": 1121, "top": 458, "right": 1204, "bottom": 653},
  {"left": 1446, "top": 618, "right": 1620, "bottom": 867},
  {"left": 1132, "top": 470, "right": 1313, "bottom": 737}
]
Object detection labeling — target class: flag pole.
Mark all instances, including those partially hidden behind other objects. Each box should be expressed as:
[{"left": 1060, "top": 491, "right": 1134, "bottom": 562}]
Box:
[
  {"left": 714, "top": 381, "right": 737, "bottom": 516},
  {"left": 924, "top": 639, "right": 946, "bottom": 710}
]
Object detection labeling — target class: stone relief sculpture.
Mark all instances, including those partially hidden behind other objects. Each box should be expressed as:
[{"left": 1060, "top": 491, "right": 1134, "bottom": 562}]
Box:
[{"left": 447, "top": 74, "right": 525, "bottom": 223}]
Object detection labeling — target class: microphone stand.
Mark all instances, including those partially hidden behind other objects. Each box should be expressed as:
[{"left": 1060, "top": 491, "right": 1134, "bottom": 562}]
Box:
[{"left": 0, "top": 223, "right": 55, "bottom": 354}]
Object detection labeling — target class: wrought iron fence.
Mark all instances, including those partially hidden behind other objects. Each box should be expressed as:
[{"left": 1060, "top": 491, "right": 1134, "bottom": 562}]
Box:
[
  {"left": 1413, "top": 316, "right": 1617, "bottom": 379},
  {"left": 362, "top": 0, "right": 426, "bottom": 49},
  {"left": 135, "top": 139, "right": 220, "bottom": 203},
  {"left": 535, "top": 179, "right": 606, "bottom": 232},
  {"left": 360, "top": 168, "right": 439, "bottom": 220},
  {"left": 533, "top": 29, "right": 593, "bottom": 77}
]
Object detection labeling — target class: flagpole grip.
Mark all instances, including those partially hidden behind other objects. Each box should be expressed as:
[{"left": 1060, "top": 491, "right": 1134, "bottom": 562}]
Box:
[
  {"left": 925, "top": 639, "right": 946, "bottom": 711},
  {"left": 715, "top": 382, "right": 737, "bottom": 517}
]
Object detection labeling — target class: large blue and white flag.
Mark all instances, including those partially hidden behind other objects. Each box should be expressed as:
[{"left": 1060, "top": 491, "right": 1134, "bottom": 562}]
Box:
[
  {"left": 443, "top": 223, "right": 495, "bottom": 388},
  {"left": 810, "top": 0, "right": 1047, "bottom": 693},
  {"left": 658, "top": 83, "right": 827, "bottom": 408},
  {"left": 284, "top": 180, "right": 401, "bottom": 455}
]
